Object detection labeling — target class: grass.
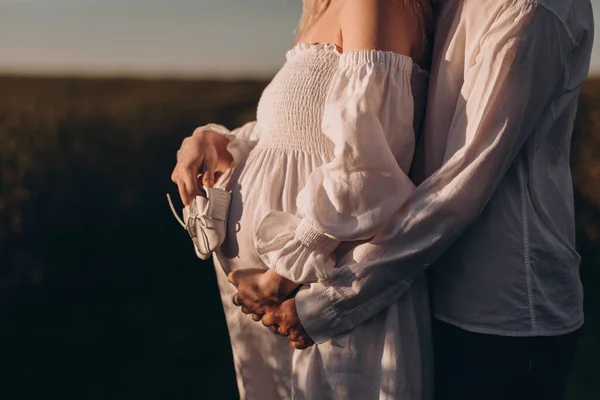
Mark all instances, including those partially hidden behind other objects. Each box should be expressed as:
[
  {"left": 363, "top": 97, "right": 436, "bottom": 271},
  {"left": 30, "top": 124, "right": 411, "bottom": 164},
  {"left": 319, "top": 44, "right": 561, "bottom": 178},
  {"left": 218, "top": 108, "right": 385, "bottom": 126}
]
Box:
[{"left": 0, "top": 75, "right": 598, "bottom": 399}]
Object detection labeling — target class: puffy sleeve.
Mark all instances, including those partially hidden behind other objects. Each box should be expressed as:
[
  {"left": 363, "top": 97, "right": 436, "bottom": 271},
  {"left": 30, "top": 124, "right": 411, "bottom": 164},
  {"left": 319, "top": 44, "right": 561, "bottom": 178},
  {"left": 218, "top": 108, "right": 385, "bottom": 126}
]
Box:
[
  {"left": 255, "top": 51, "right": 417, "bottom": 283},
  {"left": 195, "top": 121, "right": 259, "bottom": 167}
]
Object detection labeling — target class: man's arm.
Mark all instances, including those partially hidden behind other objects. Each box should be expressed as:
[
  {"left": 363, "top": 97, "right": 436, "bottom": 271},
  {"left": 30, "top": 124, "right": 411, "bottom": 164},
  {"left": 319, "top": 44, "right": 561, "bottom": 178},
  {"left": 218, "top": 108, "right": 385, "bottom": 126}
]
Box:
[{"left": 295, "top": 3, "right": 576, "bottom": 344}]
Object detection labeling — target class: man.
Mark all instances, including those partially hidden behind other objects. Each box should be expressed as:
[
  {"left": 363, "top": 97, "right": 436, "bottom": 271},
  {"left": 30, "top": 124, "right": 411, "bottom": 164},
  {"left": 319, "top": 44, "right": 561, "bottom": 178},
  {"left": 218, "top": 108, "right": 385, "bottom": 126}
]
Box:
[{"left": 257, "top": 0, "right": 594, "bottom": 398}]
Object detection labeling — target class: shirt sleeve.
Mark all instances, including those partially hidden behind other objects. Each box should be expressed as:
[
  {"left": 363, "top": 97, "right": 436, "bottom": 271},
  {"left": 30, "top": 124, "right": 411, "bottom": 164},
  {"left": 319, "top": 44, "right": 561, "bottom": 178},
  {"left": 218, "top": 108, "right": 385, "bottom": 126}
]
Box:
[
  {"left": 194, "top": 121, "right": 259, "bottom": 167},
  {"left": 254, "top": 50, "right": 417, "bottom": 284},
  {"left": 294, "top": 4, "right": 576, "bottom": 343}
]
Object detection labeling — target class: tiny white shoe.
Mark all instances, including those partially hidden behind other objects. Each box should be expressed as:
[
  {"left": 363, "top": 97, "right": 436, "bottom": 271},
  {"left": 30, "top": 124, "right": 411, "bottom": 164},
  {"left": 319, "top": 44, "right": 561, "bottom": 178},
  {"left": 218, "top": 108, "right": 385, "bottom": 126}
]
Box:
[{"left": 167, "top": 187, "right": 231, "bottom": 260}]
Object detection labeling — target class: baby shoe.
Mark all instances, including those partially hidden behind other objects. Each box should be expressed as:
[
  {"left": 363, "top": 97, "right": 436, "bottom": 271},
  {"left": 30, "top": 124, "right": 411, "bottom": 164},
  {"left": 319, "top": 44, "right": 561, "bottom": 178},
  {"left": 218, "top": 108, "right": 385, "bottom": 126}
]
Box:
[{"left": 167, "top": 186, "right": 231, "bottom": 260}]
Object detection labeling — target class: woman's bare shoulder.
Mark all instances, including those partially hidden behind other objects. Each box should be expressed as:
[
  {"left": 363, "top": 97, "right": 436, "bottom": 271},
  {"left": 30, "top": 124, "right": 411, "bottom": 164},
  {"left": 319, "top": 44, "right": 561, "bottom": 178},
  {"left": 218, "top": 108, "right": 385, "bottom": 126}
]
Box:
[{"left": 340, "top": 0, "right": 427, "bottom": 58}]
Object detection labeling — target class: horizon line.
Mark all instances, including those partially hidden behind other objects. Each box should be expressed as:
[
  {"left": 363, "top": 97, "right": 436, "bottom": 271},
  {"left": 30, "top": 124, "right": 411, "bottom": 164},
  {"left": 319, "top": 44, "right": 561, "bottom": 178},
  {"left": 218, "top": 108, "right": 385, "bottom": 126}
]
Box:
[
  {"left": 1, "top": 68, "right": 598, "bottom": 81},
  {"left": 0, "top": 67, "right": 278, "bottom": 82}
]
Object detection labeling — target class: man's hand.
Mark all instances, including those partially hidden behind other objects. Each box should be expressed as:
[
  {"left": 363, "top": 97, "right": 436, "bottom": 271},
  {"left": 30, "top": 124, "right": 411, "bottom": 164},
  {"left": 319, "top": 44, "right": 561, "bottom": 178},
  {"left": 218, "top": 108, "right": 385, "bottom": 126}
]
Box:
[
  {"left": 171, "top": 127, "right": 233, "bottom": 205},
  {"left": 262, "top": 297, "right": 314, "bottom": 350},
  {"left": 228, "top": 269, "right": 300, "bottom": 316}
]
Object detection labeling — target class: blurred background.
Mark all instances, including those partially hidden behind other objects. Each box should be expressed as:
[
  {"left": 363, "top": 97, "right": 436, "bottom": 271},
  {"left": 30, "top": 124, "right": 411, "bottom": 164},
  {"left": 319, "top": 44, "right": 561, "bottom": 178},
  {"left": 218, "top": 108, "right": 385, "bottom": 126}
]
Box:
[{"left": 0, "top": 0, "right": 598, "bottom": 399}]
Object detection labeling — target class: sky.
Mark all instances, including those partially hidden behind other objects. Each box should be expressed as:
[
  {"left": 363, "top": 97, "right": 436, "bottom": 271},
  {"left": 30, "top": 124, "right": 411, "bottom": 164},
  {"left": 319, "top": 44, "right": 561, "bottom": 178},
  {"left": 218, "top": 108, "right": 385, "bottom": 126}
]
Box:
[{"left": 0, "top": 0, "right": 599, "bottom": 78}]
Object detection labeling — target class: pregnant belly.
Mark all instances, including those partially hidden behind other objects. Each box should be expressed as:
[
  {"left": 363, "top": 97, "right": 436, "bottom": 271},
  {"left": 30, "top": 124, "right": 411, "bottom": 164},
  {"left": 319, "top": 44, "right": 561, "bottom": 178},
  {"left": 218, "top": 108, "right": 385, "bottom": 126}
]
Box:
[
  {"left": 214, "top": 147, "right": 329, "bottom": 275},
  {"left": 214, "top": 159, "right": 265, "bottom": 275}
]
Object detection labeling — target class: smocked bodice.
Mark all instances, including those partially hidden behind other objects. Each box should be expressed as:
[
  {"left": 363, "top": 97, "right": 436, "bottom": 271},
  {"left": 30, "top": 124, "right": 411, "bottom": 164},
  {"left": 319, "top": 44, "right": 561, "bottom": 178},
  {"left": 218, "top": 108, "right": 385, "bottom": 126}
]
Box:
[{"left": 254, "top": 43, "right": 342, "bottom": 154}]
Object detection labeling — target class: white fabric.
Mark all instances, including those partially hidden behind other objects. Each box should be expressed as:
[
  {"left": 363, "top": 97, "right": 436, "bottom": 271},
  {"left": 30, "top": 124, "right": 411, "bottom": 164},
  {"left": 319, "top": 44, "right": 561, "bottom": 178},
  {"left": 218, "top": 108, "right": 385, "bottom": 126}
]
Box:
[
  {"left": 254, "top": 50, "right": 417, "bottom": 284},
  {"left": 209, "top": 42, "right": 431, "bottom": 399},
  {"left": 212, "top": 256, "right": 294, "bottom": 400},
  {"left": 296, "top": 0, "right": 594, "bottom": 344}
]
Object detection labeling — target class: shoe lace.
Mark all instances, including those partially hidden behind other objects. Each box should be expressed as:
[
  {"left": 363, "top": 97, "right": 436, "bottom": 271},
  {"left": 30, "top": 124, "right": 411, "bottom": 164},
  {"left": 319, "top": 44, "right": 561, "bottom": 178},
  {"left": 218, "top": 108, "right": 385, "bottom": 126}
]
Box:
[
  {"left": 166, "top": 193, "right": 215, "bottom": 255},
  {"left": 167, "top": 193, "right": 186, "bottom": 228}
]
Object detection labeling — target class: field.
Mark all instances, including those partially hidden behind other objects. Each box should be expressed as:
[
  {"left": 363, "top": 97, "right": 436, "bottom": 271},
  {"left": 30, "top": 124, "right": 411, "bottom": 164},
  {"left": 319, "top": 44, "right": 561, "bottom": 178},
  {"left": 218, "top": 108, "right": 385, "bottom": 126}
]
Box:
[{"left": 0, "top": 75, "right": 598, "bottom": 399}]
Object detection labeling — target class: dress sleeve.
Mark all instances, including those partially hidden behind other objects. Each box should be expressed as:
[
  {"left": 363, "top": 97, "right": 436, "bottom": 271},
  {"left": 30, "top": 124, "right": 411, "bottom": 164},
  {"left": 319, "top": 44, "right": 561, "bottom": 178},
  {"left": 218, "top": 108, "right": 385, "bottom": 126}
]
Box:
[
  {"left": 194, "top": 121, "right": 259, "bottom": 167},
  {"left": 255, "top": 51, "right": 417, "bottom": 283}
]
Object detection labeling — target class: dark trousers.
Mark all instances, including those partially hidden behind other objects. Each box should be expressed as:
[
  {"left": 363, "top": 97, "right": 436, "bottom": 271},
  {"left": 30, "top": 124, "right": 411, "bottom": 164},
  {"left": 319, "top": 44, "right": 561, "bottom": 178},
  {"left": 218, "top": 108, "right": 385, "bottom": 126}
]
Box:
[{"left": 433, "top": 319, "right": 580, "bottom": 400}]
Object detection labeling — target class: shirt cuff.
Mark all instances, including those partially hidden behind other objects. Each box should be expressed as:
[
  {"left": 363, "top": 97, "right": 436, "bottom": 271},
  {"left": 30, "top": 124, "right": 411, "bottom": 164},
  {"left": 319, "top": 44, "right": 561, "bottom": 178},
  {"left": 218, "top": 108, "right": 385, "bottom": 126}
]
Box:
[{"left": 294, "top": 283, "right": 354, "bottom": 344}]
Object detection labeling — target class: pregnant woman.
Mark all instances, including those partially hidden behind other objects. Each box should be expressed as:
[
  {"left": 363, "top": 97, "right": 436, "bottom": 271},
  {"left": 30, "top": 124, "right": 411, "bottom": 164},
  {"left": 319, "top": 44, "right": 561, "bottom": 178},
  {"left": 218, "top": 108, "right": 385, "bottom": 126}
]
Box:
[{"left": 171, "top": 1, "right": 432, "bottom": 399}]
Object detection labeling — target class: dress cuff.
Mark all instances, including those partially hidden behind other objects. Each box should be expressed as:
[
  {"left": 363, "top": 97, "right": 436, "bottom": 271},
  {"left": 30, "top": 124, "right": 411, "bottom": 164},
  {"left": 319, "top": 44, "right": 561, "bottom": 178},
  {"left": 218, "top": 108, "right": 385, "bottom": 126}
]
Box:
[
  {"left": 295, "top": 219, "right": 341, "bottom": 255},
  {"left": 255, "top": 211, "right": 339, "bottom": 283}
]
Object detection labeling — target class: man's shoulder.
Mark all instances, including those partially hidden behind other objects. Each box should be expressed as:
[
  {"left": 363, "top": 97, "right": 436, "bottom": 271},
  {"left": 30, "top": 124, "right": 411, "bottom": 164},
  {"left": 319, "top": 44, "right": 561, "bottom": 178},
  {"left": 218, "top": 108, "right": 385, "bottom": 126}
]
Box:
[
  {"left": 460, "top": 0, "right": 587, "bottom": 43},
  {"left": 510, "top": 0, "right": 590, "bottom": 46},
  {"left": 462, "top": 0, "right": 579, "bottom": 17}
]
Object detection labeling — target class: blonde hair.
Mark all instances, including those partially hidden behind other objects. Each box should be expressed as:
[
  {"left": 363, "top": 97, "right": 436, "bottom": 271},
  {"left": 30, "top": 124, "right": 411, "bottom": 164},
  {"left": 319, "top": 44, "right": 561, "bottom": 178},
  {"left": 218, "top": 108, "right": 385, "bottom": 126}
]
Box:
[
  {"left": 296, "top": 0, "right": 333, "bottom": 41},
  {"left": 296, "top": 0, "right": 433, "bottom": 51}
]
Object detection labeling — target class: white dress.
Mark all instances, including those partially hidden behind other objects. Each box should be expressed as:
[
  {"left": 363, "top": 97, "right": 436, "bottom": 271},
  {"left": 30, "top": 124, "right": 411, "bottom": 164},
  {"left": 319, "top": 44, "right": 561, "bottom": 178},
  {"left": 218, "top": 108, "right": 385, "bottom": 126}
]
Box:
[{"left": 206, "top": 42, "right": 432, "bottom": 400}]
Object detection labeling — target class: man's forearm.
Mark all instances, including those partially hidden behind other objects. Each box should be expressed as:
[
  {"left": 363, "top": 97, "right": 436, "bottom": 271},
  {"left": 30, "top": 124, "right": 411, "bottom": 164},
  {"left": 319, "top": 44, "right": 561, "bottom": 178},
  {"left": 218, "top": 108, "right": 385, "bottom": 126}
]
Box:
[{"left": 295, "top": 4, "right": 574, "bottom": 344}]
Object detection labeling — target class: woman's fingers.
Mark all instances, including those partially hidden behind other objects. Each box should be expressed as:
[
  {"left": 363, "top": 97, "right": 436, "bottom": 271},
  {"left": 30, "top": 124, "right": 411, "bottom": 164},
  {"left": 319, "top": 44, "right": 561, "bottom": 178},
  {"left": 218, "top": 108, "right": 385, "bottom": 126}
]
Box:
[
  {"left": 228, "top": 269, "right": 276, "bottom": 315},
  {"left": 172, "top": 128, "right": 234, "bottom": 205},
  {"left": 182, "top": 164, "right": 203, "bottom": 202},
  {"left": 176, "top": 178, "right": 192, "bottom": 206},
  {"left": 252, "top": 313, "right": 262, "bottom": 322},
  {"left": 232, "top": 292, "right": 241, "bottom": 306},
  {"left": 173, "top": 134, "right": 205, "bottom": 205},
  {"left": 227, "top": 271, "right": 239, "bottom": 286},
  {"left": 201, "top": 146, "right": 218, "bottom": 188},
  {"left": 173, "top": 162, "right": 202, "bottom": 206}
]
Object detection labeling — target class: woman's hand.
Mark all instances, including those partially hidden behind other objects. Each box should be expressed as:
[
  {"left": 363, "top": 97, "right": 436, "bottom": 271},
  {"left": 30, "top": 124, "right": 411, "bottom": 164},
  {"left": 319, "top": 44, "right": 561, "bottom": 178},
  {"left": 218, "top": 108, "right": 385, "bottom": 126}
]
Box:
[
  {"left": 171, "top": 127, "right": 233, "bottom": 205},
  {"left": 228, "top": 269, "right": 300, "bottom": 316}
]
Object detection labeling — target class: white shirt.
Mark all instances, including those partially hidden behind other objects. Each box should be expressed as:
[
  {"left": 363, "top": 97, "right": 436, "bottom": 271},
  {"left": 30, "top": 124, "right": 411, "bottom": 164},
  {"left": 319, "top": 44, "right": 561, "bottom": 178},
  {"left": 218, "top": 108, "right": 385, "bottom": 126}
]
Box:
[{"left": 295, "top": 0, "right": 595, "bottom": 342}]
